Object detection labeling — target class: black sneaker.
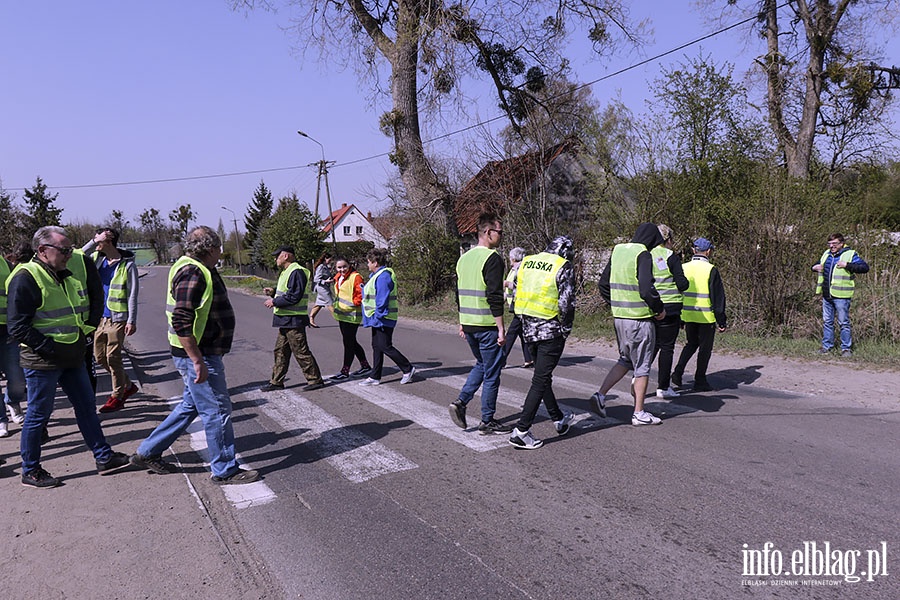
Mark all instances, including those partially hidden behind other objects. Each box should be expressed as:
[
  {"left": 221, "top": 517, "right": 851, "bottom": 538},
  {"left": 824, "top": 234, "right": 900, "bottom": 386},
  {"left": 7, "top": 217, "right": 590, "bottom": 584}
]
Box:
[
  {"left": 329, "top": 372, "right": 350, "bottom": 381},
  {"left": 260, "top": 383, "right": 284, "bottom": 392},
  {"left": 350, "top": 366, "right": 371, "bottom": 377},
  {"left": 303, "top": 381, "right": 326, "bottom": 391},
  {"left": 130, "top": 453, "right": 178, "bottom": 474},
  {"left": 692, "top": 381, "right": 713, "bottom": 392},
  {"left": 449, "top": 400, "right": 467, "bottom": 429},
  {"left": 212, "top": 468, "right": 260, "bottom": 485},
  {"left": 22, "top": 467, "right": 61, "bottom": 489},
  {"left": 97, "top": 451, "right": 132, "bottom": 475},
  {"left": 671, "top": 372, "right": 683, "bottom": 389},
  {"left": 478, "top": 420, "right": 513, "bottom": 435}
]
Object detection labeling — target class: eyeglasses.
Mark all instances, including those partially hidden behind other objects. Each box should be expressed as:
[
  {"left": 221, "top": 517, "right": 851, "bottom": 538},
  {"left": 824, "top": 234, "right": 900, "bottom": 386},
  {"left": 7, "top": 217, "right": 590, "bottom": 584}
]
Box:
[
  {"left": 489, "top": 229, "right": 503, "bottom": 236},
  {"left": 42, "top": 244, "right": 74, "bottom": 256}
]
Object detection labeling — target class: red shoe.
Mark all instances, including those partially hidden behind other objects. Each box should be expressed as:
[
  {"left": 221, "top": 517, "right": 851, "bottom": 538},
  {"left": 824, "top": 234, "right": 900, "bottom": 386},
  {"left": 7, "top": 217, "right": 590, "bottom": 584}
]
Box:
[
  {"left": 99, "top": 396, "right": 125, "bottom": 413},
  {"left": 122, "top": 382, "right": 139, "bottom": 401}
]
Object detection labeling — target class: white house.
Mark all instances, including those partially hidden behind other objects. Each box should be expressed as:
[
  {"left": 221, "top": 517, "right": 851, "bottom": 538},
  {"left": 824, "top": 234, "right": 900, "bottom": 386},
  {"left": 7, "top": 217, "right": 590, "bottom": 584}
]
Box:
[{"left": 322, "top": 203, "right": 388, "bottom": 246}]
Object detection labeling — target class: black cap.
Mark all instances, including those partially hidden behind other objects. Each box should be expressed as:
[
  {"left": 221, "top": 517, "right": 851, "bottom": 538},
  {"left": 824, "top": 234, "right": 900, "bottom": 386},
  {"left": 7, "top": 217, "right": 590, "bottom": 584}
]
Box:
[{"left": 272, "top": 245, "right": 295, "bottom": 256}]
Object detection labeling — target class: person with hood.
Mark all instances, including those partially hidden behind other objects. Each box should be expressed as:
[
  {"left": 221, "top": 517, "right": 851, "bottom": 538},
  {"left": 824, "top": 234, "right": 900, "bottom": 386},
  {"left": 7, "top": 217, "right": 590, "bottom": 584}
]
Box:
[
  {"left": 507, "top": 236, "right": 576, "bottom": 449},
  {"left": 590, "top": 223, "right": 666, "bottom": 426},
  {"left": 81, "top": 228, "right": 140, "bottom": 413}
]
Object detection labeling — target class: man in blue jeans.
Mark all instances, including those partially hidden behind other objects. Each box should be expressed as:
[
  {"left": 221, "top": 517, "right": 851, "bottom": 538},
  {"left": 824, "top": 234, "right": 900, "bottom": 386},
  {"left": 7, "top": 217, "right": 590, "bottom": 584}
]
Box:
[
  {"left": 7, "top": 226, "right": 130, "bottom": 488},
  {"left": 449, "top": 212, "right": 512, "bottom": 435},
  {"left": 130, "top": 226, "right": 258, "bottom": 484},
  {"left": 812, "top": 233, "right": 869, "bottom": 358}
]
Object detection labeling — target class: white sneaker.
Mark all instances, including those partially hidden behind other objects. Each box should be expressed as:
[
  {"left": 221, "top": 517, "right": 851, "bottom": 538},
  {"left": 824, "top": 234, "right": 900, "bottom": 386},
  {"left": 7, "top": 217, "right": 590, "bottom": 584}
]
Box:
[
  {"left": 554, "top": 413, "right": 574, "bottom": 436},
  {"left": 508, "top": 427, "right": 543, "bottom": 450},
  {"left": 656, "top": 387, "right": 679, "bottom": 399},
  {"left": 589, "top": 391, "right": 607, "bottom": 418},
  {"left": 0, "top": 422, "right": 8, "bottom": 437},
  {"left": 399, "top": 366, "right": 417, "bottom": 385},
  {"left": 8, "top": 403, "right": 25, "bottom": 424},
  {"left": 632, "top": 411, "right": 662, "bottom": 426},
  {"left": 358, "top": 377, "right": 381, "bottom": 386}
]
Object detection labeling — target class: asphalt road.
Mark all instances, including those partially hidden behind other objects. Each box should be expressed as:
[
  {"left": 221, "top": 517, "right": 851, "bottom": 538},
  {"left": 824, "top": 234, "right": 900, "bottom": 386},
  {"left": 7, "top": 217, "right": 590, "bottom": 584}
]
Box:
[{"left": 126, "top": 266, "right": 899, "bottom": 599}]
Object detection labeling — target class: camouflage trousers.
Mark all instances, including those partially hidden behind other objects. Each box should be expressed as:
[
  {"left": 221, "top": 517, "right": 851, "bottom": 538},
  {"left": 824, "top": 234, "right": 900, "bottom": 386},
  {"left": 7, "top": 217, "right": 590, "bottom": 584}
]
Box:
[{"left": 270, "top": 327, "right": 323, "bottom": 386}]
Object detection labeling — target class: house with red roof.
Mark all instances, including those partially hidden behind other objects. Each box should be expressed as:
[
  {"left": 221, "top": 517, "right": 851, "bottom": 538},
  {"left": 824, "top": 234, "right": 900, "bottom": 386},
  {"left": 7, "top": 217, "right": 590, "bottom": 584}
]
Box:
[{"left": 322, "top": 203, "right": 388, "bottom": 247}]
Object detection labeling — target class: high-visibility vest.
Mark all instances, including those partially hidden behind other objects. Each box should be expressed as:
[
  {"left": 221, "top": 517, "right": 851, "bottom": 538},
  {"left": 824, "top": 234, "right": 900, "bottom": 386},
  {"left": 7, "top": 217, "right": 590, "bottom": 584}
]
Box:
[
  {"left": 274, "top": 262, "right": 310, "bottom": 317},
  {"left": 681, "top": 259, "right": 716, "bottom": 324},
  {"left": 92, "top": 252, "right": 130, "bottom": 314},
  {"left": 609, "top": 243, "right": 653, "bottom": 319},
  {"left": 0, "top": 256, "right": 11, "bottom": 325},
  {"left": 333, "top": 271, "right": 363, "bottom": 324},
  {"left": 362, "top": 268, "right": 398, "bottom": 320},
  {"left": 504, "top": 267, "right": 516, "bottom": 308},
  {"left": 9, "top": 261, "right": 85, "bottom": 345},
  {"left": 166, "top": 256, "right": 213, "bottom": 348},
  {"left": 65, "top": 249, "right": 94, "bottom": 333},
  {"left": 815, "top": 249, "right": 856, "bottom": 299},
  {"left": 515, "top": 252, "right": 566, "bottom": 319},
  {"left": 456, "top": 246, "right": 498, "bottom": 327},
  {"left": 651, "top": 246, "right": 683, "bottom": 305}
]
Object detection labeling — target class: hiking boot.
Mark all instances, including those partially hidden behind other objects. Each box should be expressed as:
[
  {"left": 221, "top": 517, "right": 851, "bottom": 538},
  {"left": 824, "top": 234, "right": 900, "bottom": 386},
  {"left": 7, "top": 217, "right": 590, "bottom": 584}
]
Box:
[
  {"left": 350, "top": 366, "right": 371, "bottom": 377},
  {"left": 358, "top": 377, "right": 380, "bottom": 386},
  {"left": 7, "top": 403, "right": 25, "bottom": 424},
  {"left": 212, "top": 468, "right": 260, "bottom": 485},
  {"left": 632, "top": 411, "right": 662, "bottom": 426},
  {"left": 554, "top": 412, "right": 574, "bottom": 436},
  {"left": 509, "top": 428, "right": 543, "bottom": 450},
  {"left": 589, "top": 391, "right": 607, "bottom": 418},
  {"left": 122, "top": 382, "right": 140, "bottom": 401},
  {"left": 478, "top": 419, "right": 513, "bottom": 435},
  {"left": 303, "top": 381, "right": 326, "bottom": 391},
  {"left": 656, "top": 387, "right": 679, "bottom": 399},
  {"left": 449, "top": 400, "right": 467, "bottom": 429},
  {"left": 22, "top": 468, "right": 61, "bottom": 489},
  {"left": 130, "top": 453, "right": 178, "bottom": 474},
  {"left": 98, "top": 395, "right": 126, "bottom": 413},
  {"left": 329, "top": 372, "right": 350, "bottom": 381},
  {"left": 97, "top": 451, "right": 132, "bottom": 475},
  {"left": 400, "top": 366, "right": 417, "bottom": 385},
  {"left": 260, "top": 383, "right": 284, "bottom": 392}
]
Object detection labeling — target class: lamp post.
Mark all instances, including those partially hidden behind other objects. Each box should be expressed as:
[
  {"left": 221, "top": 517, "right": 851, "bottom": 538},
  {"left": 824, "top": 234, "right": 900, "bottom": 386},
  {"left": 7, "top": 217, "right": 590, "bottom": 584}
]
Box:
[
  {"left": 221, "top": 206, "right": 243, "bottom": 275},
  {"left": 297, "top": 130, "right": 337, "bottom": 249}
]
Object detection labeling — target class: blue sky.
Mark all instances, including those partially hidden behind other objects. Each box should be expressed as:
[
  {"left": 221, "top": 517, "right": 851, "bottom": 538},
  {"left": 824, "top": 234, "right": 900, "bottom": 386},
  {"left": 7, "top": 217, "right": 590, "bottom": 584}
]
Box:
[{"left": 1, "top": 1, "right": 897, "bottom": 233}]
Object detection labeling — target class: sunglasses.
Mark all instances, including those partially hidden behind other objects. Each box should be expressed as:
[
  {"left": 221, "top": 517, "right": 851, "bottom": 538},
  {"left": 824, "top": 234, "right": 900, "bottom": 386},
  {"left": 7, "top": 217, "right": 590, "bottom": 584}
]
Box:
[{"left": 42, "top": 244, "right": 74, "bottom": 257}]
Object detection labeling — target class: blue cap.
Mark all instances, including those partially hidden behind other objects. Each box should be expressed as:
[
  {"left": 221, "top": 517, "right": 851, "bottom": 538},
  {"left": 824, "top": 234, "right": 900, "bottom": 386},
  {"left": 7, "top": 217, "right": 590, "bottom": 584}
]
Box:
[{"left": 693, "top": 237, "right": 714, "bottom": 251}]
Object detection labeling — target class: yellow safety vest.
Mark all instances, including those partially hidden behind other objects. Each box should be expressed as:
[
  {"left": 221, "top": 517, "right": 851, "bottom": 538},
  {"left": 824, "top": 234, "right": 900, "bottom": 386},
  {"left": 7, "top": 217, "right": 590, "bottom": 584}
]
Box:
[
  {"left": 10, "top": 261, "right": 85, "bottom": 345},
  {"left": 65, "top": 249, "right": 94, "bottom": 333},
  {"left": 681, "top": 259, "right": 716, "bottom": 324},
  {"left": 651, "top": 246, "right": 683, "bottom": 305},
  {"left": 815, "top": 249, "right": 856, "bottom": 299},
  {"left": 515, "top": 252, "right": 566, "bottom": 319},
  {"left": 456, "top": 246, "right": 498, "bottom": 327},
  {"left": 166, "top": 256, "right": 213, "bottom": 348},
  {"left": 92, "top": 251, "right": 130, "bottom": 313},
  {"left": 362, "top": 268, "right": 398, "bottom": 320},
  {"left": 274, "top": 262, "right": 310, "bottom": 317},
  {"left": 333, "top": 271, "right": 363, "bottom": 324},
  {"left": 0, "top": 256, "right": 11, "bottom": 325},
  {"left": 609, "top": 243, "right": 653, "bottom": 319}
]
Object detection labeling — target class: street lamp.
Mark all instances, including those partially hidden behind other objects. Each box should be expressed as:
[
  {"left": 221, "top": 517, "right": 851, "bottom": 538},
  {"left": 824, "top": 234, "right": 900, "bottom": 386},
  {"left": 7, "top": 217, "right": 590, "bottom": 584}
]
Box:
[
  {"left": 221, "top": 205, "right": 243, "bottom": 275},
  {"left": 298, "top": 130, "right": 337, "bottom": 249}
]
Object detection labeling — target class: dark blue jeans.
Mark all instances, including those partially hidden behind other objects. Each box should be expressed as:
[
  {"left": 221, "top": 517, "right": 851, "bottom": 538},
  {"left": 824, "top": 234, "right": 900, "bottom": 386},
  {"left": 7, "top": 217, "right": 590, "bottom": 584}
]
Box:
[
  {"left": 459, "top": 329, "right": 506, "bottom": 423},
  {"left": 21, "top": 366, "right": 112, "bottom": 474}
]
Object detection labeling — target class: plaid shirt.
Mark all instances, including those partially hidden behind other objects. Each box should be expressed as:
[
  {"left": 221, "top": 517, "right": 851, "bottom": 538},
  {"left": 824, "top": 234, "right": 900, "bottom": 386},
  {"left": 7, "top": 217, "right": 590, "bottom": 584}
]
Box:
[{"left": 170, "top": 263, "right": 235, "bottom": 357}]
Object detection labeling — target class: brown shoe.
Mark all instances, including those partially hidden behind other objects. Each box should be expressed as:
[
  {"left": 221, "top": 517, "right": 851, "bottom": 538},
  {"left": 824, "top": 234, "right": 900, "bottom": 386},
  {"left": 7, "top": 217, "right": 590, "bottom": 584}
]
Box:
[{"left": 99, "top": 396, "right": 125, "bottom": 413}]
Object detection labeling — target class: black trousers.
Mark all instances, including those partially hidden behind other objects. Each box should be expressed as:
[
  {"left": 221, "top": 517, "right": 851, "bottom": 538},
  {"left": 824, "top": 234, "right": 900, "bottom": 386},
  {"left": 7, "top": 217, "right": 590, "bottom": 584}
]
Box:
[
  {"left": 673, "top": 322, "right": 716, "bottom": 384},
  {"left": 502, "top": 314, "right": 533, "bottom": 363},
  {"left": 339, "top": 321, "right": 369, "bottom": 370},
  {"left": 514, "top": 336, "right": 566, "bottom": 431},
  {"left": 652, "top": 312, "right": 682, "bottom": 389},
  {"left": 370, "top": 326, "right": 412, "bottom": 380}
]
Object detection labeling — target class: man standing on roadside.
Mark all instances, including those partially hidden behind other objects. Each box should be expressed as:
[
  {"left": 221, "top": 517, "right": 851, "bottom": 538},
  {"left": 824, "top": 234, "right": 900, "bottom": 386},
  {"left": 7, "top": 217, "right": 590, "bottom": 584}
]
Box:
[
  {"left": 812, "top": 233, "right": 868, "bottom": 358},
  {"left": 7, "top": 226, "right": 130, "bottom": 488},
  {"left": 260, "top": 245, "right": 325, "bottom": 392},
  {"left": 671, "top": 238, "right": 727, "bottom": 392},
  {"left": 130, "top": 226, "right": 258, "bottom": 484},
  {"left": 82, "top": 228, "right": 140, "bottom": 412},
  {"left": 590, "top": 223, "right": 666, "bottom": 426},
  {"left": 449, "top": 213, "right": 512, "bottom": 435}
]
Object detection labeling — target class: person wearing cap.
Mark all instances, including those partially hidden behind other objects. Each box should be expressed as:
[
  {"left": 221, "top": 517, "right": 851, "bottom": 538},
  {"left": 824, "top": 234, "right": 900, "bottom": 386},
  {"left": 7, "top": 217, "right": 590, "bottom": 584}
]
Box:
[
  {"left": 260, "top": 245, "right": 325, "bottom": 392},
  {"left": 589, "top": 223, "right": 667, "bottom": 427},
  {"left": 671, "top": 237, "right": 727, "bottom": 392},
  {"left": 650, "top": 224, "right": 689, "bottom": 399},
  {"left": 811, "top": 233, "right": 868, "bottom": 358}
]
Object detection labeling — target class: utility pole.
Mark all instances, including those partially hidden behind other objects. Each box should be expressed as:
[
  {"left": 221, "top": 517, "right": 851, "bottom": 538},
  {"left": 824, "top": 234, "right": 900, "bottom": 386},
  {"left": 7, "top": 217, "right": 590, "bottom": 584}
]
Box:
[
  {"left": 298, "top": 130, "right": 338, "bottom": 250},
  {"left": 221, "top": 206, "right": 243, "bottom": 275}
]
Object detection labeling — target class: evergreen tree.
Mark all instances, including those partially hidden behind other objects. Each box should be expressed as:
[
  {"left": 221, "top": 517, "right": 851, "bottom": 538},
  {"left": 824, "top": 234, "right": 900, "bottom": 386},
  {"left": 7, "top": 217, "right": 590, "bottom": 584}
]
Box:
[
  {"left": 244, "top": 179, "right": 273, "bottom": 256},
  {"left": 0, "top": 181, "right": 25, "bottom": 252},
  {"left": 23, "top": 176, "right": 63, "bottom": 231},
  {"left": 259, "top": 193, "right": 324, "bottom": 268}
]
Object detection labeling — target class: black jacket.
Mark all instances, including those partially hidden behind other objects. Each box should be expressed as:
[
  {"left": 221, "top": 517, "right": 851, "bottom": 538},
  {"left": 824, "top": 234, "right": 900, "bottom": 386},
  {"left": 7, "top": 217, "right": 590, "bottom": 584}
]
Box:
[{"left": 598, "top": 223, "right": 666, "bottom": 317}]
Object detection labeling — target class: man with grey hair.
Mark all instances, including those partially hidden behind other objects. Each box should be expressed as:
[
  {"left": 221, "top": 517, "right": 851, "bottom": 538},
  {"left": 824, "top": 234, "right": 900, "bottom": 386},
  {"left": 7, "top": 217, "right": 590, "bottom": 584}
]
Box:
[
  {"left": 502, "top": 246, "right": 534, "bottom": 368},
  {"left": 7, "top": 226, "right": 130, "bottom": 488},
  {"left": 130, "top": 226, "right": 259, "bottom": 484}
]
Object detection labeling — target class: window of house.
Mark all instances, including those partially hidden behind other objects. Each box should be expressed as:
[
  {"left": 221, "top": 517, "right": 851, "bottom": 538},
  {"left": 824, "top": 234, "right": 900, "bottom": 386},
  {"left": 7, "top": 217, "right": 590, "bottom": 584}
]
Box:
[
  {"left": 356, "top": 226, "right": 364, "bottom": 235},
  {"left": 343, "top": 226, "right": 351, "bottom": 236}
]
